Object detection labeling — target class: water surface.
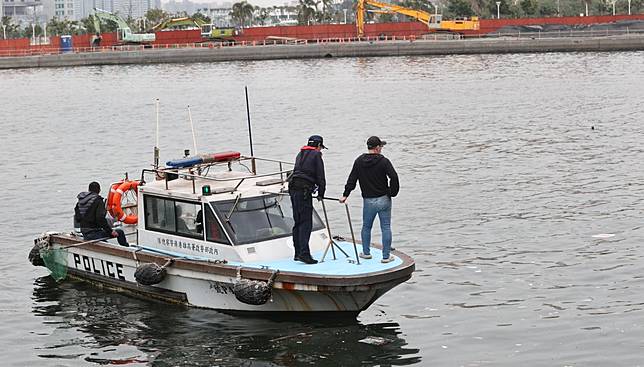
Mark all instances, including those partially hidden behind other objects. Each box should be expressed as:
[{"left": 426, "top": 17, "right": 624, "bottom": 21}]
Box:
[{"left": 1, "top": 52, "right": 644, "bottom": 366}]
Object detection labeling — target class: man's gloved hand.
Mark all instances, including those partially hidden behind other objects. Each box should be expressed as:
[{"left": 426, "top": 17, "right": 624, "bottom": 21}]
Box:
[{"left": 111, "top": 231, "right": 118, "bottom": 238}]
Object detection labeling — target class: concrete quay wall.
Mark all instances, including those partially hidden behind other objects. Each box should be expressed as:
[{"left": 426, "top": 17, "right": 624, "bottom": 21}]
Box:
[{"left": 1, "top": 35, "right": 643, "bottom": 69}]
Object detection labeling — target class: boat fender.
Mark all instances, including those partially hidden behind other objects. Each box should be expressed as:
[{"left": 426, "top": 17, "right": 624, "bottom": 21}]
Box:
[
  {"left": 232, "top": 267, "right": 279, "bottom": 306},
  {"left": 28, "top": 244, "right": 45, "bottom": 267},
  {"left": 29, "top": 232, "right": 57, "bottom": 267},
  {"left": 134, "top": 259, "right": 173, "bottom": 286}
]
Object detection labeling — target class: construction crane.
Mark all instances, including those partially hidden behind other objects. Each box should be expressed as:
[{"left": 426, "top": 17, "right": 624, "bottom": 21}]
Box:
[
  {"left": 92, "top": 8, "right": 156, "bottom": 44},
  {"left": 152, "top": 17, "right": 203, "bottom": 32},
  {"left": 152, "top": 16, "right": 237, "bottom": 40},
  {"left": 356, "top": 0, "right": 479, "bottom": 37}
]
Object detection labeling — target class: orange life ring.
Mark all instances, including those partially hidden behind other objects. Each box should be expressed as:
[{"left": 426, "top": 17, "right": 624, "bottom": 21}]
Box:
[
  {"left": 106, "top": 181, "right": 123, "bottom": 212},
  {"left": 108, "top": 180, "right": 139, "bottom": 225}
]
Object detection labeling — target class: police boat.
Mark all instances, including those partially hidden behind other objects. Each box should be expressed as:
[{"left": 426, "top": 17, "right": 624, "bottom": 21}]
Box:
[{"left": 30, "top": 151, "right": 415, "bottom": 315}]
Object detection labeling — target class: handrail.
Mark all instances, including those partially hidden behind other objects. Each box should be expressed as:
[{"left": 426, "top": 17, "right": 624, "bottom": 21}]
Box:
[
  {"left": 2, "top": 28, "right": 644, "bottom": 58},
  {"left": 139, "top": 155, "right": 293, "bottom": 194},
  {"left": 319, "top": 197, "right": 361, "bottom": 265}
]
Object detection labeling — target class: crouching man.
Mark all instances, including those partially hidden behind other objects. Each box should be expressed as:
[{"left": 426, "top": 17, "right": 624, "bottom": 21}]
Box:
[{"left": 75, "top": 181, "right": 129, "bottom": 247}]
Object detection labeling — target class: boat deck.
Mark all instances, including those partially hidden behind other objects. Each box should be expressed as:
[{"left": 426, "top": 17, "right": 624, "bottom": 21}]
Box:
[{"left": 137, "top": 241, "right": 403, "bottom": 276}]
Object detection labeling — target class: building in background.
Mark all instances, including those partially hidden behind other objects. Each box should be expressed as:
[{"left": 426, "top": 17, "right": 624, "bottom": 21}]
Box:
[
  {"left": 112, "top": 0, "right": 158, "bottom": 19},
  {"left": 2, "top": 0, "right": 45, "bottom": 23},
  {"left": 198, "top": 7, "right": 233, "bottom": 27}
]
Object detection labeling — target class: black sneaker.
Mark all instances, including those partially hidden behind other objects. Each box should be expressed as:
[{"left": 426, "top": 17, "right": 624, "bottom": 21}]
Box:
[
  {"left": 293, "top": 255, "right": 301, "bottom": 261},
  {"left": 299, "top": 256, "right": 318, "bottom": 264}
]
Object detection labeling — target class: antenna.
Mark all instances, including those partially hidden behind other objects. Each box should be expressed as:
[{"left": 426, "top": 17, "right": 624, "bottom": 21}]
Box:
[
  {"left": 245, "top": 86, "right": 256, "bottom": 174},
  {"left": 153, "top": 98, "right": 160, "bottom": 169},
  {"left": 187, "top": 105, "right": 198, "bottom": 155}
]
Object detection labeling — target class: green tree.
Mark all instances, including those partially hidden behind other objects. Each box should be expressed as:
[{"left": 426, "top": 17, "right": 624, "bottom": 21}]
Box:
[
  {"left": 145, "top": 8, "right": 169, "bottom": 28},
  {"left": 256, "top": 7, "right": 271, "bottom": 25},
  {"left": 46, "top": 17, "right": 80, "bottom": 36},
  {"left": 446, "top": 0, "right": 474, "bottom": 17},
  {"left": 24, "top": 23, "right": 43, "bottom": 39},
  {"left": 1, "top": 16, "right": 22, "bottom": 38},
  {"left": 319, "top": 0, "right": 334, "bottom": 22},
  {"left": 593, "top": 0, "right": 610, "bottom": 14},
  {"left": 487, "top": 0, "right": 511, "bottom": 18},
  {"left": 399, "top": 0, "right": 434, "bottom": 12},
  {"left": 80, "top": 16, "right": 97, "bottom": 34},
  {"left": 231, "top": 1, "right": 255, "bottom": 27},
  {"left": 520, "top": 0, "right": 538, "bottom": 15},
  {"left": 538, "top": 0, "right": 558, "bottom": 16},
  {"left": 297, "top": 0, "right": 318, "bottom": 25},
  {"left": 192, "top": 12, "right": 211, "bottom": 24},
  {"left": 508, "top": 2, "right": 524, "bottom": 17}
]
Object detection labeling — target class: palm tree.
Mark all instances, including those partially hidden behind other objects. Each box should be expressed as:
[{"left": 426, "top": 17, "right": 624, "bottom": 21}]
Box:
[
  {"left": 320, "top": 0, "right": 334, "bottom": 22},
  {"left": 231, "top": 1, "right": 255, "bottom": 27},
  {"left": 145, "top": 8, "right": 169, "bottom": 29},
  {"left": 297, "top": 0, "right": 318, "bottom": 25},
  {"left": 256, "top": 7, "right": 271, "bottom": 25},
  {"left": 1, "top": 16, "right": 22, "bottom": 38}
]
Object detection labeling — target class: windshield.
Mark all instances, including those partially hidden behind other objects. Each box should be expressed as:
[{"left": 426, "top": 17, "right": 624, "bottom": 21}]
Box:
[{"left": 214, "top": 194, "right": 325, "bottom": 245}]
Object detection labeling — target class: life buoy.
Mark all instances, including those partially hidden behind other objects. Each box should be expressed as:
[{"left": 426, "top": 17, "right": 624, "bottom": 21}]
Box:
[
  {"left": 106, "top": 181, "right": 123, "bottom": 212},
  {"left": 108, "top": 180, "right": 139, "bottom": 224}
]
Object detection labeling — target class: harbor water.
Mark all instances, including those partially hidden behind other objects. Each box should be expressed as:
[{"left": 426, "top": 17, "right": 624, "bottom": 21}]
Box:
[{"left": 1, "top": 52, "right": 644, "bottom": 366}]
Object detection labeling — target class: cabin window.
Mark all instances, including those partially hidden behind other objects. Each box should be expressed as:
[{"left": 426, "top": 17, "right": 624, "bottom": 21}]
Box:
[
  {"left": 144, "top": 195, "right": 202, "bottom": 240},
  {"left": 204, "top": 205, "right": 230, "bottom": 245},
  {"left": 213, "top": 194, "right": 324, "bottom": 245}
]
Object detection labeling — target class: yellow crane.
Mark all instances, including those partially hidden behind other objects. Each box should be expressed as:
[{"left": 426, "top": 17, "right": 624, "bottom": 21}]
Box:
[{"left": 356, "top": 0, "right": 479, "bottom": 37}]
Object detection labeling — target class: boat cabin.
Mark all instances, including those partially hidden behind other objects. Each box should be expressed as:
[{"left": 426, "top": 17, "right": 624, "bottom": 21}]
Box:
[{"left": 133, "top": 152, "right": 327, "bottom": 263}]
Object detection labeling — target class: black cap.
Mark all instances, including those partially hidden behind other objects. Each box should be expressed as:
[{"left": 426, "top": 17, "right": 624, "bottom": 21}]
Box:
[
  {"left": 307, "top": 135, "right": 327, "bottom": 149},
  {"left": 367, "top": 136, "right": 387, "bottom": 149}
]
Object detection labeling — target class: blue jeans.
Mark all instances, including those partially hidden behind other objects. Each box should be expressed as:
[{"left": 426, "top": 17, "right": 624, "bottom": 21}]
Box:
[{"left": 361, "top": 195, "right": 392, "bottom": 259}]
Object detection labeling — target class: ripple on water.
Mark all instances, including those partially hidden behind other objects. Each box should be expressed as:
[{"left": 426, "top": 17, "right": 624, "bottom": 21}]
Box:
[{"left": 1, "top": 52, "right": 644, "bottom": 366}]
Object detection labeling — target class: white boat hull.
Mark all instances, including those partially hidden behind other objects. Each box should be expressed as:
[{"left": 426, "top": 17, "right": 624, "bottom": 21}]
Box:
[{"left": 42, "top": 234, "right": 413, "bottom": 314}]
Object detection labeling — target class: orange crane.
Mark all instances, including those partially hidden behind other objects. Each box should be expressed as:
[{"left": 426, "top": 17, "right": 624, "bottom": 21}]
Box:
[{"left": 356, "top": 0, "right": 479, "bottom": 37}]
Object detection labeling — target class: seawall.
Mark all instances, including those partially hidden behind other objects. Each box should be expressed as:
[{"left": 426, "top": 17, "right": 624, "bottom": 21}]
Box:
[{"left": 1, "top": 35, "right": 643, "bottom": 69}]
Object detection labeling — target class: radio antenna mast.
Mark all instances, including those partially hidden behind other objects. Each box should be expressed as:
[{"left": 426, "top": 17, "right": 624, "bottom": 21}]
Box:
[
  {"left": 245, "top": 86, "right": 256, "bottom": 174},
  {"left": 187, "top": 105, "right": 198, "bottom": 155},
  {"left": 154, "top": 98, "right": 160, "bottom": 169}
]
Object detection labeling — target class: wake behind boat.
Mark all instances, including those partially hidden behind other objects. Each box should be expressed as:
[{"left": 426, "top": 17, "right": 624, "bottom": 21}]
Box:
[{"left": 30, "top": 151, "right": 414, "bottom": 316}]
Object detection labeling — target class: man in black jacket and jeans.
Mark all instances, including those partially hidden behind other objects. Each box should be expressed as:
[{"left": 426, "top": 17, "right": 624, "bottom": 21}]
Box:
[
  {"left": 340, "top": 136, "right": 399, "bottom": 263},
  {"left": 289, "top": 135, "right": 327, "bottom": 264},
  {"left": 74, "top": 181, "right": 129, "bottom": 247}
]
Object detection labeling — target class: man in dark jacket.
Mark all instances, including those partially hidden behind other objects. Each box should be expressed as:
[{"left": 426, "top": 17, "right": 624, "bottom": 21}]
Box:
[
  {"left": 289, "top": 135, "right": 327, "bottom": 264},
  {"left": 340, "top": 136, "right": 399, "bottom": 263},
  {"left": 74, "top": 181, "right": 129, "bottom": 247}
]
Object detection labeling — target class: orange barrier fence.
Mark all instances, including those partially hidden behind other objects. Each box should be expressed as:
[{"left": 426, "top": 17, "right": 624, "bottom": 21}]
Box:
[{"left": 2, "top": 15, "right": 644, "bottom": 58}]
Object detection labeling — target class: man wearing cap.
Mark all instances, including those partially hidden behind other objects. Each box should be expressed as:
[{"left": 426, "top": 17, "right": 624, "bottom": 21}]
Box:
[
  {"left": 288, "top": 135, "right": 327, "bottom": 264},
  {"left": 340, "top": 136, "right": 399, "bottom": 263}
]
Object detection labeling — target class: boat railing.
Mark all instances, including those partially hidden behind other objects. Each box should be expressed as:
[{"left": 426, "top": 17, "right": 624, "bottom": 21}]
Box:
[
  {"left": 318, "top": 196, "right": 363, "bottom": 265},
  {"left": 262, "top": 192, "right": 363, "bottom": 265},
  {"left": 140, "top": 155, "right": 294, "bottom": 194}
]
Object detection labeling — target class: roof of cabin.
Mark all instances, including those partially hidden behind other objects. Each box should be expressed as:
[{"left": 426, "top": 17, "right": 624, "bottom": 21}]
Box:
[{"left": 140, "top": 167, "right": 287, "bottom": 202}]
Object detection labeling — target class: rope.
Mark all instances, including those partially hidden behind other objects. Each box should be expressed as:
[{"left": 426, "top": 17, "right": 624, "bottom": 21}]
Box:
[{"left": 267, "top": 269, "right": 280, "bottom": 287}]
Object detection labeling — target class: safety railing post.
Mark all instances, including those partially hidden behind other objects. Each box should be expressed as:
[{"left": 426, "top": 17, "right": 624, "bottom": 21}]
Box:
[
  {"left": 344, "top": 203, "right": 360, "bottom": 265},
  {"left": 320, "top": 199, "right": 337, "bottom": 261}
]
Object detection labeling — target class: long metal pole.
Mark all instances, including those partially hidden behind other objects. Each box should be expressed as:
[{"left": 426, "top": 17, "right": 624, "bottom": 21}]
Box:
[
  {"left": 244, "top": 86, "right": 256, "bottom": 175},
  {"left": 154, "top": 98, "right": 160, "bottom": 169},
  {"left": 187, "top": 105, "right": 198, "bottom": 155},
  {"left": 344, "top": 204, "right": 360, "bottom": 264},
  {"left": 320, "top": 198, "right": 337, "bottom": 261}
]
